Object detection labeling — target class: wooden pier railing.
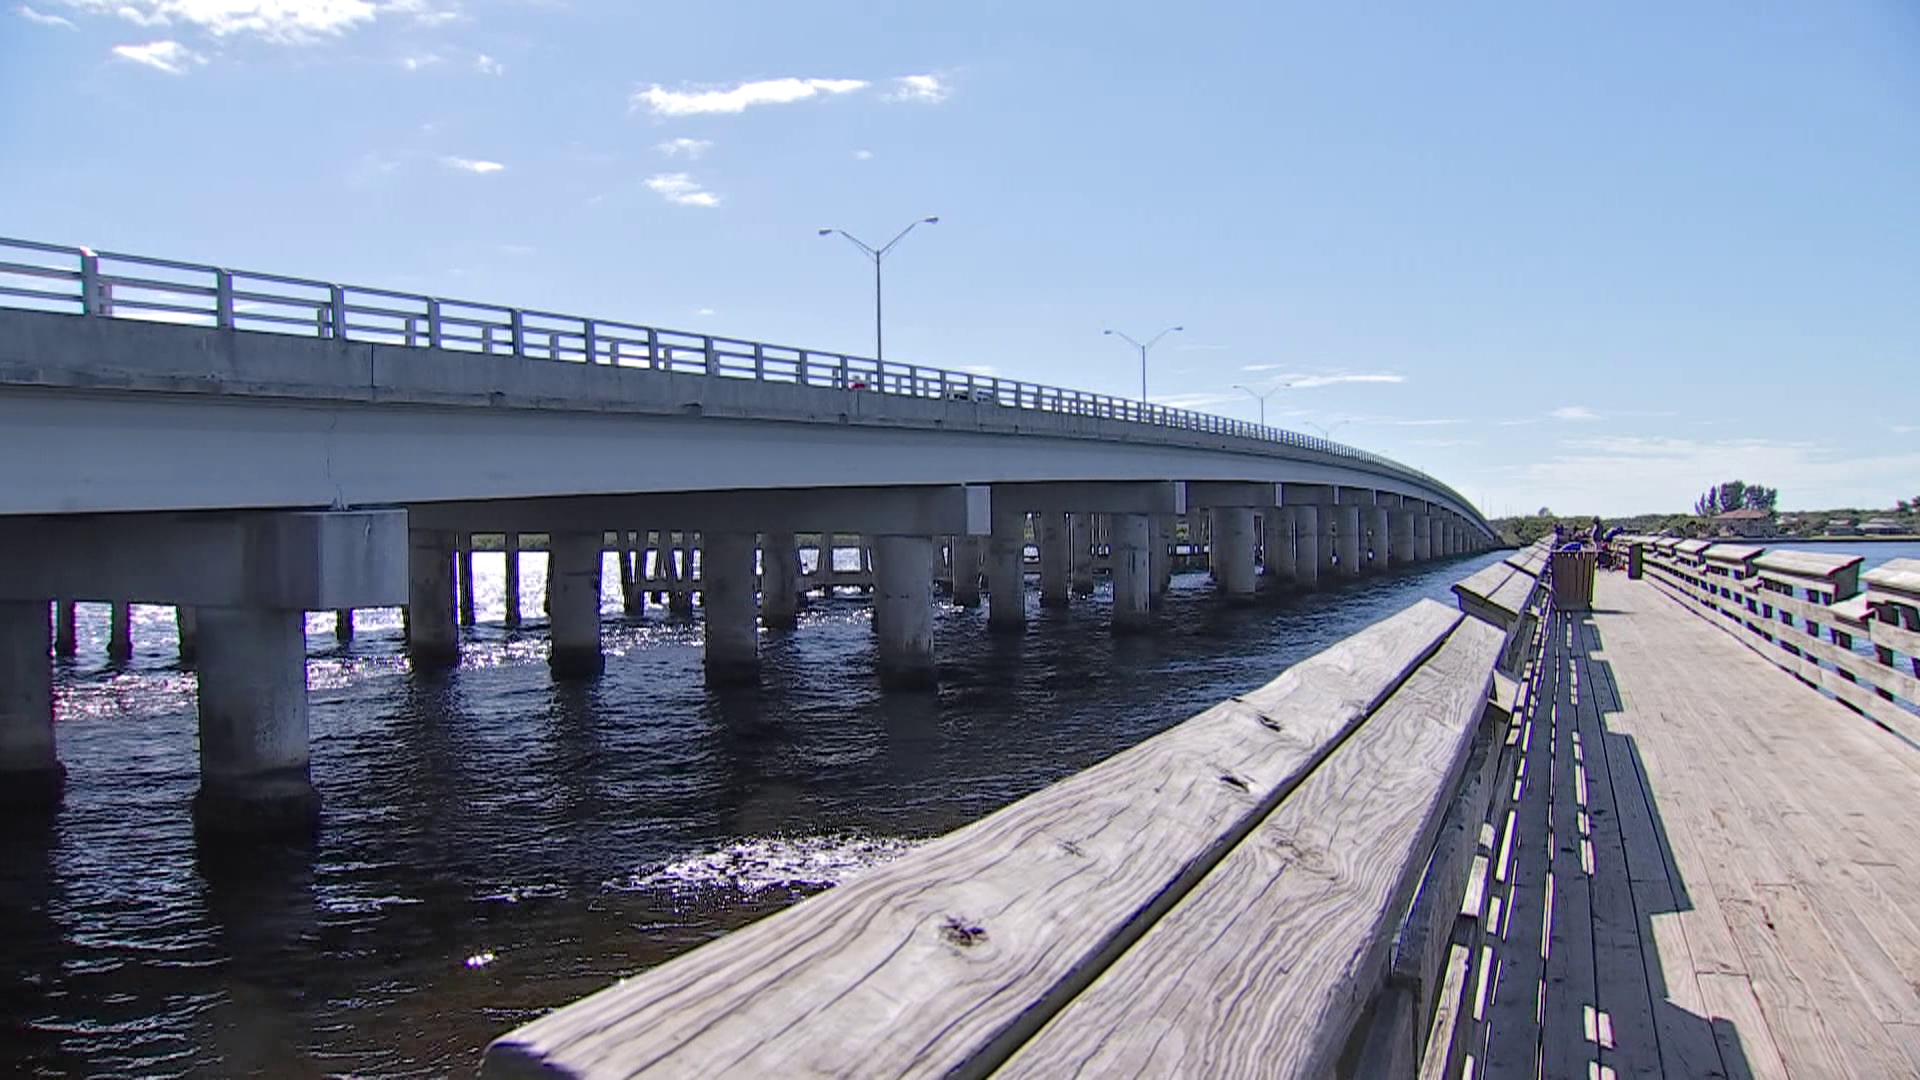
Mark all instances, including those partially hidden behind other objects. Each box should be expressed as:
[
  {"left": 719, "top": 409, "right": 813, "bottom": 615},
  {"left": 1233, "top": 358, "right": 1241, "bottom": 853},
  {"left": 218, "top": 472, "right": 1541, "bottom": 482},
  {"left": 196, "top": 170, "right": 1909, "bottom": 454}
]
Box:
[
  {"left": 1627, "top": 536, "right": 1920, "bottom": 743},
  {"left": 480, "top": 543, "right": 1556, "bottom": 1079}
]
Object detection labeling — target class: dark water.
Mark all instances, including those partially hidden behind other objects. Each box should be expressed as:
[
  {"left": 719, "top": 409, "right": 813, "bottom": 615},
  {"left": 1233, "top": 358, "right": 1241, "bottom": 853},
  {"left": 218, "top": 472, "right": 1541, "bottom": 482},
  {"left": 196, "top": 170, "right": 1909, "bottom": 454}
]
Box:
[{"left": 5, "top": 549, "right": 1510, "bottom": 1077}]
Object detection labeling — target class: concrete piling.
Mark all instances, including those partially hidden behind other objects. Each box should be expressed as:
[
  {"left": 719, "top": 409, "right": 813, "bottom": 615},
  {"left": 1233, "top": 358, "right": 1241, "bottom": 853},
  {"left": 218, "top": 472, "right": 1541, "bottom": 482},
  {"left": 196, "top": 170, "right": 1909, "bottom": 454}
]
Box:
[
  {"left": 1109, "top": 513, "right": 1152, "bottom": 631},
  {"left": 547, "top": 530, "right": 605, "bottom": 679},
  {"left": 1038, "top": 511, "right": 1070, "bottom": 609},
  {"left": 406, "top": 529, "right": 460, "bottom": 671},
  {"left": 190, "top": 606, "right": 317, "bottom": 835},
  {"left": 701, "top": 532, "right": 759, "bottom": 686},
  {"left": 873, "top": 535, "right": 936, "bottom": 690},
  {"left": 0, "top": 602, "right": 64, "bottom": 810}
]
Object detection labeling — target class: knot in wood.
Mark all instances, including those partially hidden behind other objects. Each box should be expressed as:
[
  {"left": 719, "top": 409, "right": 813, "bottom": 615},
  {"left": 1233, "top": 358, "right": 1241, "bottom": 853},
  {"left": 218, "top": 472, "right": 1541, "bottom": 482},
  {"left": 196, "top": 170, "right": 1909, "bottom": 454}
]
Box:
[
  {"left": 1218, "top": 772, "right": 1250, "bottom": 793},
  {"left": 939, "top": 916, "right": 988, "bottom": 948}
]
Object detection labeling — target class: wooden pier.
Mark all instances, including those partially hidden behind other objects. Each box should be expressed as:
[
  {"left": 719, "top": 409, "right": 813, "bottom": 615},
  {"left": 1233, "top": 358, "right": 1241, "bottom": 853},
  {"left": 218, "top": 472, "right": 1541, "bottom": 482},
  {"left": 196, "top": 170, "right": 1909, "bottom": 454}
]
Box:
[{"left": 479, "top": 539, "right": 1920, "bottom": 1079}]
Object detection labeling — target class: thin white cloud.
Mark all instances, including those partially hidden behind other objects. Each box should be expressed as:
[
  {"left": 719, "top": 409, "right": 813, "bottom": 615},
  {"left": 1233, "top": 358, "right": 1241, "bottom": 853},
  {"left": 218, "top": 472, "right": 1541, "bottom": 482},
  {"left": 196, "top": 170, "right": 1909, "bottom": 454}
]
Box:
[
  {"left": 18, "top": 5, "right": 77, "bottom": 28},
  {"left": 695, "top": 307, "right": 715, "bottom": 316},
  {"left": 632, "top": 77, "right": 868, "bottom": 116},
  {"left": 1893, "top": 424, "right": 1918, "bottom": 434},
  {"left": 1174, "top": 343, "right": 1230, "bottom": 353},
  {"left": 644, "top": 172, "right": 720, "bottom": 207},
  {"left": 1236, "top": 367, "right": 1407, "bottom": 389},
  {"left": 656, "top": 137, "right": 713, "bottom": 159},
  {"left": 887, "top": 74, "right": 948, "bottom": 103},
  {"left": 474, "top": 52, "right": 501, "bottom": 75},
  {"left": 852, "top": 149, "right": 873, "bottom": 161},
  {"left": 1412, "top": 438, "right": 1483, "bottom": 447},
  {"left": 440, "top": 156, "right": 504, "bottom": 174},
  {"left": 1150, "top": 391, "right": 1242, "bottom": 410},
  {"left": 1550, "top": 405, "right": 1600, "bottom": 421},
  {"left": 1497, "top": 418, "right": 1543, "bottom": 427},
  {"left": 386, "top": 0, "right": 458, "bottom": 28},
  {"left": 959, "top": 364, "right": 998, "bottom": 377},
  {"left": 400, "top": 51, "right": 442, "bottom": 71},
  {"left": 112, "top": 39, "right": 204, "bottom": 74},
  {"left": 72, "top": 0, "right": 380, "bottom": 43}
]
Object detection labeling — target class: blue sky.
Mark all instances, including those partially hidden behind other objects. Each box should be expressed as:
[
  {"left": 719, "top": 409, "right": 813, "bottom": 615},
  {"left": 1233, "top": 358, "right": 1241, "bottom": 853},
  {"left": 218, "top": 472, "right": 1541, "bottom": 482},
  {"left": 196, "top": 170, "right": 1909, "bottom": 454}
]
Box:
[{"left": 4, "top": 1, "right": 1917, "bottom": 516}]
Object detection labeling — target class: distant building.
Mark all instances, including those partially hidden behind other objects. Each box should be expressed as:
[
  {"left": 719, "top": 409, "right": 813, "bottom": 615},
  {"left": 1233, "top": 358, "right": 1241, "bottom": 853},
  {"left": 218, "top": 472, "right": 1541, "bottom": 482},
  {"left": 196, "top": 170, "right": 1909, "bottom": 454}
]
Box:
[
  {"left": 1827, "top": 518, "right": 1862, "bottom": 536},
  {"left": 1863, "top": 518, "right": 1904, "bottom": 536},
  {"left": 1713, "top": 508, "right": 1776, "bottom": 538}
]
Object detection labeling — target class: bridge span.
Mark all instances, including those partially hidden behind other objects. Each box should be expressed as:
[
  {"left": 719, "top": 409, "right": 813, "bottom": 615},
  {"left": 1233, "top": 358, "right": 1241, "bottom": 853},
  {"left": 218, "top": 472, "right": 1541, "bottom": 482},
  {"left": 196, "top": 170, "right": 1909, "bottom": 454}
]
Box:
[{"left": 0, "top": 237, "right": 1495, "bottom": 835}]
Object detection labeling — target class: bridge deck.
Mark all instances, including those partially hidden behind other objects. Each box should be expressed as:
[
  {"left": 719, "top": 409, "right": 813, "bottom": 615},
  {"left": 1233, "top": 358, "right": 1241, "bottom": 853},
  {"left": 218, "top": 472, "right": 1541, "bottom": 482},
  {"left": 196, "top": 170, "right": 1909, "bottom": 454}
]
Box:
[{"left": 1479, "top": 570, "right": 1920, "bottom": 1078}]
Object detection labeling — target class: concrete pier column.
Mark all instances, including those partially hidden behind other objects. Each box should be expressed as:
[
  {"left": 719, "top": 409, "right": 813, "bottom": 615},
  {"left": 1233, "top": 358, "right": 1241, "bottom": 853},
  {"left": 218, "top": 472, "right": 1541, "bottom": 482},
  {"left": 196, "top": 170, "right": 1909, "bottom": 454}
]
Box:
[
  {"left": 457, "top": 534, "right": 477, "bottom": 627},
  {"left": 1412, "top": 513, "right": 1432, "bottom": 561},
  {"left": 54, "top": 601, "right": 76, "bottom": 658},
  {"left": 952, "top": 535, "right": 983, "bottom": 607},
  {"left": 1069, "top": 513, "right": 1095, "bottom": 596},
  {"left": 1109, "top": 513, "right": 1152, "bottom": 631},
  {"left": 406, "top": 529, "right": 459, "bottom": 671},
  {"left": 503, "top": 533, "right": 523, "bottom": 628},
  {"left": 760, "top": 531, "right": 801, "bottom": 630},
  {"left": 1265, "top": 507, "right": 1298, "bottom": 585},
  {"left": 109, "top": 601, "right": 133, "bottom": 664},
  {"left": 873, "top": 535, "right": 936, "bottom": 690},
  {"left": 669, "top": 533, "right": 696, "bottom": 615},
  {"left": 1428, "top": 518, "right": 1443, "bottom": 561},
  {"left": 620, "top": 531, "right": 646, "bottom": 616},
  {"left": 1335, "top": 505, "right": 1363, "bottom": 578},
  {"left": 986, "top": 510, "right": 1026, "bottom": 631},
  {"left": 1294, "top": 505, "right": 1322, "bottom": 589},
  {"left": 547, "top": 530, "right": 605, "bottom": 679},
  {"left": 1037, "top": 511, "right": 1070, "bottom": 609},
  {"left": 334, "top": 609, "right": 354, "bottom": 644},
  {"left": 191, "top": 606, "right": 317, "bottom": 834},
  {"left": 1369, "top": 507, "right": 1393, "bottom": 572},
  {"left": 0, "top": 602, "right": 63, "bottom": 810},
  {"left": 176, "top": 605, "right": 199, "bottom": 667},
  {"left": 702, "top": 531, "right": 760, "bottom": 686},
  {"left": 1149, "top": 513, "right": 1175, "bottom": 603},
  {"left": 1391, "top": 511, "right": 1417, "bottom": 567},
  {"left": 1211, "top": 507, "right": 1258, "bottom": 604}
]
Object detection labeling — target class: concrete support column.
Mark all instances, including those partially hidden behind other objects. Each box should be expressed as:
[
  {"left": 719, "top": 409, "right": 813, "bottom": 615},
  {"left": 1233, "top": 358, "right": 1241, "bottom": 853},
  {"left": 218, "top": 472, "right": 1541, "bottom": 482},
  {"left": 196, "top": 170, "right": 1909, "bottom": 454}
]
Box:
[
  {"left": 1037, "top": 511, "right": 1070, "bottom": 609},
  {"left": 1211, "top": 507, "right": 1258, "bottom": 604},
  {"left": 192, "top": 606, "right": 316, "bottom": 834},
  {"left": 54, "top": 601, "right": 76, "bottom": 658},
  {"left": 1412, "top": 513, "right": 1432, "bottom": 561},
  {"left": 1369, "top": 507, "right": 1392, "bottom": 572},
  {"left": 760, "top": 531, "right": 800, "bottom": 630},
  {"left": 335, "top": 609, "right": 354, "bottom": 644},
  {"left": 952, "top": 535, "right": 983, "bottom": 607},
  {"left": 1336, "top": 505, "right": 1363, "bottom": 577},
  {"left": 669, "top": 534, "right": 696, "bottom": 615},
  {"left": 109, "top": 601, "right": 133, "bottom": 664},
  {"left": 986, "top": 510, "right": 1027, "bottom": 631},
  {"left": 503, "top": 533, "right": 523, "bottom": 629},
  {"left": 1109, "top": 513, "right": 1152, "bottom": 632},
  {"left": 1069, "top": 513, "right": 1095, "bottom": 596},
  {"left": 1149, "top": 513, "right": 1175, "bottom": 603},
  {"left": 0, "top": 602, "right": 63, "bottom": 810},
  {"left": 176, "top": 605, "right": 199, "bottom": 668},
  {"left": 620, "top": 531, "right": 646, "bottom": 616},
  {"left": 873, "top": 535, "right": 936, "bottom": 690},
  {"left": 457, "top": 534, "right": 477, "bottom": 627},
  {"left": 1391, "top": 512, "right": 1417, "bottom": 568},
  {"left": 547, "top": 530, "right": 605, "bottom": 680},
  {"left": 1428, "top": 518, "right": 1443, "bottom": 561},
  {"left": 701, "top": 531, "right": 759, "bottom": 686},
  {"left": 1294, "top": 505, "right": 1322, "bottom": 589},
  {"left": 1265, "top": 507, "right": 1298, "bottom": 585},
  {"left": 406, "top": 528, "right": 459, "bottom": 671}
]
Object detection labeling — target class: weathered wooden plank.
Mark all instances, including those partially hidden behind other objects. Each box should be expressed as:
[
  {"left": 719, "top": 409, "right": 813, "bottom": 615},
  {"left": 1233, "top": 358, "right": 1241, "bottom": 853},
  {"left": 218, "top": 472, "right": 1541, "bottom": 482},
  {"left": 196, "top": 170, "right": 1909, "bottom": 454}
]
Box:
[
  {"left": 1865, "top": 558, "right": 1920, "bottom": 604},
  {"left": 482, "top": 601, "right": 1466, "bottom": 1080},
  {"left": 1870, "top": 616, "right": 1920, "bottom": 661},
  {"left": 1542, "top": 621, "right": 1599, "bottom": 1080},
  {"left": 1752, "top": 548, "right": 1863, "bottom": 581},
  {"left": 1693, "top": 973, "right": 1789, "bottom": 1080},
  {"left": 1416, "top": 944, "right": 1473, "bottom": 1080},
  {"left": 1486, "top": 568, "right": 1540, "bottom": 629},
  {"left": 1453, "top": 562, "right": 1520, "bottom": 626},
  {"left": 1702, "top": 543, "right": 1763, "bottom": 568},
  {"left": 993, "top": 615, "right": 1506, "bottom": 1080}
]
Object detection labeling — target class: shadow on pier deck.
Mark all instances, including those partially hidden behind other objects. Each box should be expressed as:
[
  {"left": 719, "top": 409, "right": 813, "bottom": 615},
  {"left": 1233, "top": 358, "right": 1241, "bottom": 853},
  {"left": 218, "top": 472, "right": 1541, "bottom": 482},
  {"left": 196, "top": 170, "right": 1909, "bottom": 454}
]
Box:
[{"left": 1477, "top": 570, "right": 1920, "bottom": 1078}]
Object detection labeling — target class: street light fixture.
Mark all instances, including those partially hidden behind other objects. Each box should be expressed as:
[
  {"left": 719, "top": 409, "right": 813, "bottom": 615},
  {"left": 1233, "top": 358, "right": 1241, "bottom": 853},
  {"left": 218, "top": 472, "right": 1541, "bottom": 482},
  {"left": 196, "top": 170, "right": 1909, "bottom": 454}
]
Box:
[
  {"left": 818, "top": 216, "right": 939, "bottom": 363},
  {"left": 1102, "top": 325, "right": 1183, "bottom": 403},
  {"left": 1230, "top": 383, "right": 1288, "bottom": 427},
  {"left": 1303, "top": 419, "right": 1352, "bottom": 441}
]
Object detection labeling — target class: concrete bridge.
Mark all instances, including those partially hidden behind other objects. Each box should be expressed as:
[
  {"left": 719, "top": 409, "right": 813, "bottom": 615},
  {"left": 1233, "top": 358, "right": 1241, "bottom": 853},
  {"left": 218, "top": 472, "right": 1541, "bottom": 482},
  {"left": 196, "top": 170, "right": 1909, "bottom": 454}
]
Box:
[{"left": 0, "top": 237, "right": 1495, "bottom": 836}]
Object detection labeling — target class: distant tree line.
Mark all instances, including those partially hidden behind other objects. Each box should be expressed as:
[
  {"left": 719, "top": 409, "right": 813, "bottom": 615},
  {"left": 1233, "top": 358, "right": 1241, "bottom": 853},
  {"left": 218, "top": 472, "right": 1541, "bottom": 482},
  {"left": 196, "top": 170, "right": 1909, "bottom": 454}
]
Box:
[{"left": 1691, "top": 480, "right": 1778, "bottom": 516}]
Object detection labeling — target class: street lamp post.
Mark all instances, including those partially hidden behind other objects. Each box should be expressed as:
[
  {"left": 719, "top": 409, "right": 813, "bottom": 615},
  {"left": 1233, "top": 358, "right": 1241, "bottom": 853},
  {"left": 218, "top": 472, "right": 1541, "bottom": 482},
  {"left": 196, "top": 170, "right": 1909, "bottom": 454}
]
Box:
[
  {"left": 1230, "top": 383, "right": 1287, "bottom": 427},
  {"left": 1303, "top": 419, "right": 1352, "bottom": 441},
  {"left": 1102, "top": 325, "right": 1183, "bottom": 403},
  {"left": 818, "top": 217, "right": 939, "bottom": 363}
]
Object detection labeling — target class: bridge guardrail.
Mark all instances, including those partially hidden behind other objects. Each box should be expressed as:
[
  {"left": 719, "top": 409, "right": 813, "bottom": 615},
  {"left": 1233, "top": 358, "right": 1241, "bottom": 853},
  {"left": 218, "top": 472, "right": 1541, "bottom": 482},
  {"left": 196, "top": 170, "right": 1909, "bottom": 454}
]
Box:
[{"left": 0, "top": 236, "right": 1488, "bottom": 530}]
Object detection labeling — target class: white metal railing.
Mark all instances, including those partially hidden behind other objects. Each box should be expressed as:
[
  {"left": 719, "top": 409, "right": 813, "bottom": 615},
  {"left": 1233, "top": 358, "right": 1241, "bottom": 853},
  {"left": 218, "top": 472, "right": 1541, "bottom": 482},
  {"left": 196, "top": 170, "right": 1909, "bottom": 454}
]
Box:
[{"left": 0, "top": 236, "right": 1484, "bottom": 520}]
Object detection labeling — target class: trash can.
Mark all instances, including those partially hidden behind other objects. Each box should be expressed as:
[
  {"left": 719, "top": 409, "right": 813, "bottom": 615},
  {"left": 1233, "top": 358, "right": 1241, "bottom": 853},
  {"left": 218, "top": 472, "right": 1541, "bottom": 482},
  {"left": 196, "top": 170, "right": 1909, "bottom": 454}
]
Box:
[{"left": 1551, "top": 549, "right": 1599, "bottom": 611}]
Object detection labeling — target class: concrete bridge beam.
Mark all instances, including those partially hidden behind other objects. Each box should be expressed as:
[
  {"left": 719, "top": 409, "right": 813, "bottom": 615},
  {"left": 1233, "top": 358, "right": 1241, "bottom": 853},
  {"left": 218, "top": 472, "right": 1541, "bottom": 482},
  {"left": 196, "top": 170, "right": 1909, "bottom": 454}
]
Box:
[
  {"left": 985, "top": 481, "right": 1185, "bottom": 516},
  {"left": 873, "top": 535, "right": 936, "bottom": 690},
  {"left": 1109, "top": 513, "right": 1152, "bottom": 631},
  {"left": 701, "top": 532, "right": 759, "bottom": 686},
  {"left": 0, "top": 601, "right": 63, "bottom": 811},
  {"left": 408, "top": 485, "right": 991, "bottom": 541},
  {"left": 1185, "top": 481, "right": 1279, "bottom": 509}
]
